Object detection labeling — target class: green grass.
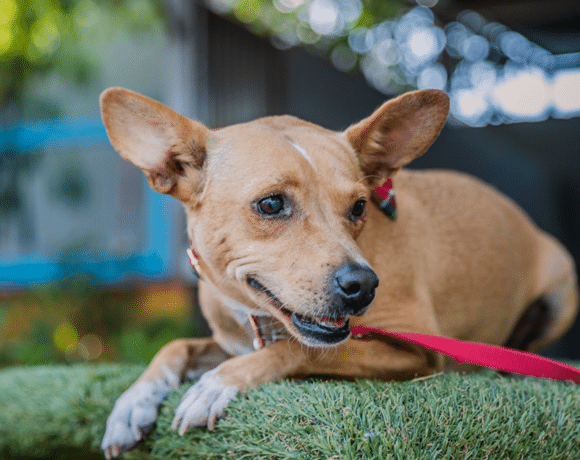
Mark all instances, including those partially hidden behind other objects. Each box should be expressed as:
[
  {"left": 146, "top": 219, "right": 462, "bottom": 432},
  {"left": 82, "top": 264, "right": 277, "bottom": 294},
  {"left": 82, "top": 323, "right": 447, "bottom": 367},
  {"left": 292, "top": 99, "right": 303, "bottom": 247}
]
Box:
[{"left": 0, "top": 364, "right": 579, "bottom": 459}]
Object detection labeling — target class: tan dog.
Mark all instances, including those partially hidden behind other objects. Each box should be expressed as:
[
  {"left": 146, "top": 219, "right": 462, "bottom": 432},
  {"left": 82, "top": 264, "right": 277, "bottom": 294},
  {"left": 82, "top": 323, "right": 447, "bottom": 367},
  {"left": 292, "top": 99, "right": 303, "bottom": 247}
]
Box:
[{"left": 99, "top": 88, "right": 578, "bottom": 458}]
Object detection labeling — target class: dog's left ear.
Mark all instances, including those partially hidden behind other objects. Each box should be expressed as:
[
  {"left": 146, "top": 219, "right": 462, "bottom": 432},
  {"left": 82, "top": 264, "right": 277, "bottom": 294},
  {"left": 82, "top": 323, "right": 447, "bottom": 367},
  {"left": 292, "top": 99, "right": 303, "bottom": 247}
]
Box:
[{"left": 345, "top": 90, "right": 449, "bottom": 185}]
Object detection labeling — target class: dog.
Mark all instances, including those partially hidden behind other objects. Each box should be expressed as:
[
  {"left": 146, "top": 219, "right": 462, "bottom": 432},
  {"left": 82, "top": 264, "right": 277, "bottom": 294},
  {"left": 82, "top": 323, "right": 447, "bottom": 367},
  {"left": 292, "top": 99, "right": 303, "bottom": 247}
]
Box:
[{"left": 99, "top": 87, "right": 578, "bottom": 458}]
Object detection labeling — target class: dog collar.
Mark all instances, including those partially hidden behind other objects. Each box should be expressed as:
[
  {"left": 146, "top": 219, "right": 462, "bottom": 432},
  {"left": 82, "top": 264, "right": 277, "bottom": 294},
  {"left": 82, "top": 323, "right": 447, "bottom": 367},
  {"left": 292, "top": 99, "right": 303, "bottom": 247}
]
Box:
[
  {"left": 187, "top": 246, "right": 287, "bottom": 350},
  {"left": 186, "top": 247, "right": 202, "bottom": 279},
  {"left": 247, "top": 314, "right": 288, "bottom": 350},
  {"left": 372, "top": 178, "right": 397, "bottom": 220}
]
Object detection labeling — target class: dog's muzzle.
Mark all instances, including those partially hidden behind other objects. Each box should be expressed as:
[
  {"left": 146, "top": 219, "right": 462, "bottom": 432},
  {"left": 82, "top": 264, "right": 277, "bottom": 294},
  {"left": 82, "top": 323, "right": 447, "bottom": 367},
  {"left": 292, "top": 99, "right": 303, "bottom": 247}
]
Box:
[
  {"left": 247, "top": 263, "right": 378, "bottom": 347},
  {"left": 246, "top": 276, "right": 353, "bottom": 345},
  {"left": 290, "top": 263, "right": 378, "bottom": 345}
]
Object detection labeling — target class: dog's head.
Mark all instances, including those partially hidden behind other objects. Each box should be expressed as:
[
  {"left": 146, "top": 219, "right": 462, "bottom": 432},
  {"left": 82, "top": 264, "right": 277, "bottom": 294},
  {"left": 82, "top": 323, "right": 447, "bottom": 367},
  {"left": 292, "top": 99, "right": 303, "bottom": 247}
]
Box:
[{"left": 100, "top": 88, "right": 448, "bottom": 347}]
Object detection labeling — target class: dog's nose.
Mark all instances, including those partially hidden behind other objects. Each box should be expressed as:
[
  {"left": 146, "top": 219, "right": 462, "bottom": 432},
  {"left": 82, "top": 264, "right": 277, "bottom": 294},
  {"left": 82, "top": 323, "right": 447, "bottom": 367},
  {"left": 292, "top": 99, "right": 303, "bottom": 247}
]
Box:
[{"left": 334, "top": 263, "right": 379, "bottom": 315}]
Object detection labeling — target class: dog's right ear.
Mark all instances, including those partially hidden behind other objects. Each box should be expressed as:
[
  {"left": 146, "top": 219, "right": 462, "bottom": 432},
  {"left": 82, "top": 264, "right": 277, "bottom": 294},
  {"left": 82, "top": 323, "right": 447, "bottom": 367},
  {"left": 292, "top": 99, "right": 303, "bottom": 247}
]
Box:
[
  {"left": 345, "top": 90, "right": 449, "bottom": 186},
  {"left": 100, "top": 87, "right": 210, "bottom": 200}
]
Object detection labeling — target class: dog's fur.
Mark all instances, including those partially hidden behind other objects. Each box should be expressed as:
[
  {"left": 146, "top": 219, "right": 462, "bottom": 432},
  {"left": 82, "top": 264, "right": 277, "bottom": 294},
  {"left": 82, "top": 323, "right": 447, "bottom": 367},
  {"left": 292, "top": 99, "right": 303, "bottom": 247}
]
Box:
[{"left": 99, "top": 88, "right": 578, "bottom": 458}]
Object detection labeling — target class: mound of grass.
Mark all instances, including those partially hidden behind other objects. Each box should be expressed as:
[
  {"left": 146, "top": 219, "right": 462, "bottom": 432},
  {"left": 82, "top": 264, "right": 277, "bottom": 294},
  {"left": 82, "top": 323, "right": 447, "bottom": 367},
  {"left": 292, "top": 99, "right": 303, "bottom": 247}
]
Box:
[{"left": 0, "top": 364, "right": 579, "bottom": 459}]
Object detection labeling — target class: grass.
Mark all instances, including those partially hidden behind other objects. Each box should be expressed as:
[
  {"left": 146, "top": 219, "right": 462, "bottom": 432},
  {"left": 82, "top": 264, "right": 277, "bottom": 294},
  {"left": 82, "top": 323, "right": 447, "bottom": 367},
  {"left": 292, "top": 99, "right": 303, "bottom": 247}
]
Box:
[{"left": 0, "top": 364, "right": 579, "bottom": 459}]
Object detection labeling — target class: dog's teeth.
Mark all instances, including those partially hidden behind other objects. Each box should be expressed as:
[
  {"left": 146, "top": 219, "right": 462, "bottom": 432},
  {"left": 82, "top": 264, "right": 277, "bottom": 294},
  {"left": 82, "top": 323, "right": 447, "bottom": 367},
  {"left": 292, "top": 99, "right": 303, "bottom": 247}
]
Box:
[
  {"left": 294, "top": 312, "right": 347, "bottom": 328},
  {"left": 319, "top": 317, "right": 347, "bottom": 328}
]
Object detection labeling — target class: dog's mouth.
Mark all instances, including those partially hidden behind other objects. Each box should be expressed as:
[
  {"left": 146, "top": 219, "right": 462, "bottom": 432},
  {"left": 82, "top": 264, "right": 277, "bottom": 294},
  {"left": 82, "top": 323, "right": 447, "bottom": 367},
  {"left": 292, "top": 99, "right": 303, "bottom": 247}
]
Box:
[{"left": 247, "top": 277, "right": 350, "bottom": 346}]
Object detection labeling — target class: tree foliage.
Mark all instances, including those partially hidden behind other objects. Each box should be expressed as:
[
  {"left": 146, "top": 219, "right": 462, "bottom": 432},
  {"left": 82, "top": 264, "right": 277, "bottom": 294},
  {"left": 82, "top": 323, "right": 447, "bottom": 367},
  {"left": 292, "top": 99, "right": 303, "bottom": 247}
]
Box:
[{"left": 0, "top": 0, "right": 165, "bottom": 110}]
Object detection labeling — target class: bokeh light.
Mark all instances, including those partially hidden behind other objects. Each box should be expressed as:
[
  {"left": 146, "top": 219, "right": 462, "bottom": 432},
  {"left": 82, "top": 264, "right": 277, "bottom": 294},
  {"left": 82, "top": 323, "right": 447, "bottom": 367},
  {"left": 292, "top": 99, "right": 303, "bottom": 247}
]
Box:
[
  {"left": 274, "top": 0, "right": 306, "bottom": 13},
  {"left": 54, "top": 324, "right": 103, "bottom": 361},
  {"left": 331, "top": 43, "right": 357, "bottom": 71},
  {"left": 308, "top": 0, "right": 339, "bottom": 36},
  {"left": 417, "top": 63, "right": 447, "bottom": 90},
  {"left": 53, "top": 323, "right": 79, "bottom": 352},
  {"left": 204, "top": 0, "right": 580, "bottom": 127},
  {"left": 553, "top": 70, "right": 580, "bottom": 117},
  {"left": 451, "top": 88, "right": 489, "bottom": 127},
  {"left": 30, "top": 16, "right": 61, "bottom": 56},
  {"left": 77, "top": 334, "right": 103, "bottom": 360},
  {"left": 493, "top": 68, "right": 551, "bottom": 120},
  {"left": 462, "top": 35, "right": 489, "bottom": 62},
  {"left": 407, "top": 27, "right": 440, "bottom": 60},
  {"left": 348, "top": 27, "right": 373, "bottom": 54}
]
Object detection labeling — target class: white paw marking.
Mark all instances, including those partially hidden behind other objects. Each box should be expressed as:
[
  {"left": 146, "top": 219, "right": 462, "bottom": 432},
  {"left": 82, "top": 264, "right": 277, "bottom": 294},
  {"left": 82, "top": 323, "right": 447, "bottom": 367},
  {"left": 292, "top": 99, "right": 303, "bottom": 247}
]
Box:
[
  {"left": 101, "top": 378, "right": 173, "bottom": 459},
  {"left": 171, "top": 367, "right": 239, "bottom": 435}
]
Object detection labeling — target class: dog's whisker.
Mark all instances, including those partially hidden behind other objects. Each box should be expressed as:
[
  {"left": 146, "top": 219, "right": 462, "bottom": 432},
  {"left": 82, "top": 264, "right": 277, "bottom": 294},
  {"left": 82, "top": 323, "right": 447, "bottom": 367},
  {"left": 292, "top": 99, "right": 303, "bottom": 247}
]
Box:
[{"left": 356, "top": 174, "right": 382, "bottom": 186}]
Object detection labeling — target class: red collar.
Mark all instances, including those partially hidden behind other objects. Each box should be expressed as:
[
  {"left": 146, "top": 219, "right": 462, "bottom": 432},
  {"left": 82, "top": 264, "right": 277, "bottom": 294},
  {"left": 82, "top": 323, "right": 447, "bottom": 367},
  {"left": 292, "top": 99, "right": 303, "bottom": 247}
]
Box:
[{"left": 372, "top": 178, "right": 397, "bottom": 220}]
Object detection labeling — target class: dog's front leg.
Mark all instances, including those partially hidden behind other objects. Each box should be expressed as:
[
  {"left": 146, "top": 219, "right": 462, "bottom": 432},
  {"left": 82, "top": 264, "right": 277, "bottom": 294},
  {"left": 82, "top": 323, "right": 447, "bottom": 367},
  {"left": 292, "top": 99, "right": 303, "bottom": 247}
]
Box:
[
  {"left": 101, "top": 338, "right": 231, "bottom": 459},
  {"left": 172, "top": 336, "right": 442, "bottom": 435},
  {"left": 171, "top": 338, "right": 300, "bottom": 434}
]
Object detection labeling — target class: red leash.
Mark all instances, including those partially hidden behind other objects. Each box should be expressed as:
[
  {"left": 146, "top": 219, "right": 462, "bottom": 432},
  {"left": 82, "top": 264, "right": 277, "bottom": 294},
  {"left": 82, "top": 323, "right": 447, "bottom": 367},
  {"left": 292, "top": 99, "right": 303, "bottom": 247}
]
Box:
[{"left": 350, "top": 326, "right": 580, "bottom": 383}]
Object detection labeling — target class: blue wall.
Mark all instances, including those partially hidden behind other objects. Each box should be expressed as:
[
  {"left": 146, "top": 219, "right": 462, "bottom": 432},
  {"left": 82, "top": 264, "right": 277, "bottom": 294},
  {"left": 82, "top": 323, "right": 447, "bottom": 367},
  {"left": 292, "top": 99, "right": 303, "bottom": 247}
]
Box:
[{"left": 0, "top": 117, "right": 175, "bottom": 287}]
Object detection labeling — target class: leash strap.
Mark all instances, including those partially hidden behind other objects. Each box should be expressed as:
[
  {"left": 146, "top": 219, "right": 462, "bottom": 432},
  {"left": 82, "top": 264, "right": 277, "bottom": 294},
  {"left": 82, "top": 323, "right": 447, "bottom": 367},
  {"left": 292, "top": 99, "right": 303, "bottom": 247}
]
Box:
[{"left": 350, "top": 326, "right": 580, "bottom": 383}]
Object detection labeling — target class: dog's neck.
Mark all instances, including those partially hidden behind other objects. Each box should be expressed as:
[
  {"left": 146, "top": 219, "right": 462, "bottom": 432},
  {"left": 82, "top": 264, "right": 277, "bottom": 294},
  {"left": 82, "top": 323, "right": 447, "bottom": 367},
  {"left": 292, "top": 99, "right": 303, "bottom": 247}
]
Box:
[
  {"left": 191, "top": 268, "right": 287, "bottom": 351},
  {"left": 208, "top": 286, "right": 288, "bottom": 351}
]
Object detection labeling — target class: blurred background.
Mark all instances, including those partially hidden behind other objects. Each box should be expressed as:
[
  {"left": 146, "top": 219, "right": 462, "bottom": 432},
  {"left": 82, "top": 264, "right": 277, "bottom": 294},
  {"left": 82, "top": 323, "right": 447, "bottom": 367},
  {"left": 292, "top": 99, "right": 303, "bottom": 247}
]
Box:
[{"left": 1, "top": 0, "right": 579, "bottom": 368}]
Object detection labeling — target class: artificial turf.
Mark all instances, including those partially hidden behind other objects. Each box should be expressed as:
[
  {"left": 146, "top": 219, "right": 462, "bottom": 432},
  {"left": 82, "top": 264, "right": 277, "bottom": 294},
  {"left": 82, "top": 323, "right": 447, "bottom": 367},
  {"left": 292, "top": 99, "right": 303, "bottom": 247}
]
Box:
[{"left": 0, "top": 363, "right": 578, "bottom": 459}]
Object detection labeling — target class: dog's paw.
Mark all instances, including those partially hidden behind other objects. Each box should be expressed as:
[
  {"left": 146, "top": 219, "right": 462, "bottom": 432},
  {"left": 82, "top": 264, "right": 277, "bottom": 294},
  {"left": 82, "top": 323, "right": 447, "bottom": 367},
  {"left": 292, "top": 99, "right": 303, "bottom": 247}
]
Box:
[
  {"left": 101, "top": 377, "right": 174, "bottom": 459},
  {"left": 171, "top": 367, "right": 239, "bottom": 434}
]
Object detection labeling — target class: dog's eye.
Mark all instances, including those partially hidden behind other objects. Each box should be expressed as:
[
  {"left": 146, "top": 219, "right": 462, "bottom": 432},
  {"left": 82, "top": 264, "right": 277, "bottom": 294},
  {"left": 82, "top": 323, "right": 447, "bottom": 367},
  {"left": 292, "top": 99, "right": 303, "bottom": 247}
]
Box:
[
  {"left": 258, "top": 195, "right": 285, "bottom": 215},
  {"left": 351, "top": 200, "right": 366, "bottom": 220}
]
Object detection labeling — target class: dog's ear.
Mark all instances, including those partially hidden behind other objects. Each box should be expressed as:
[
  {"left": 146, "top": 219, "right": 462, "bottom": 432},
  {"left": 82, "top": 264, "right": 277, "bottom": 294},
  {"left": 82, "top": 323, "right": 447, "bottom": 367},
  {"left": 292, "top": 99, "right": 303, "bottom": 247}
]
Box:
[
  {"left": 345, "top": 90, "right": 449, "bottom": 184},
  {"left": 100, "top": 87, "right": 210, "bottom": 200}
]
